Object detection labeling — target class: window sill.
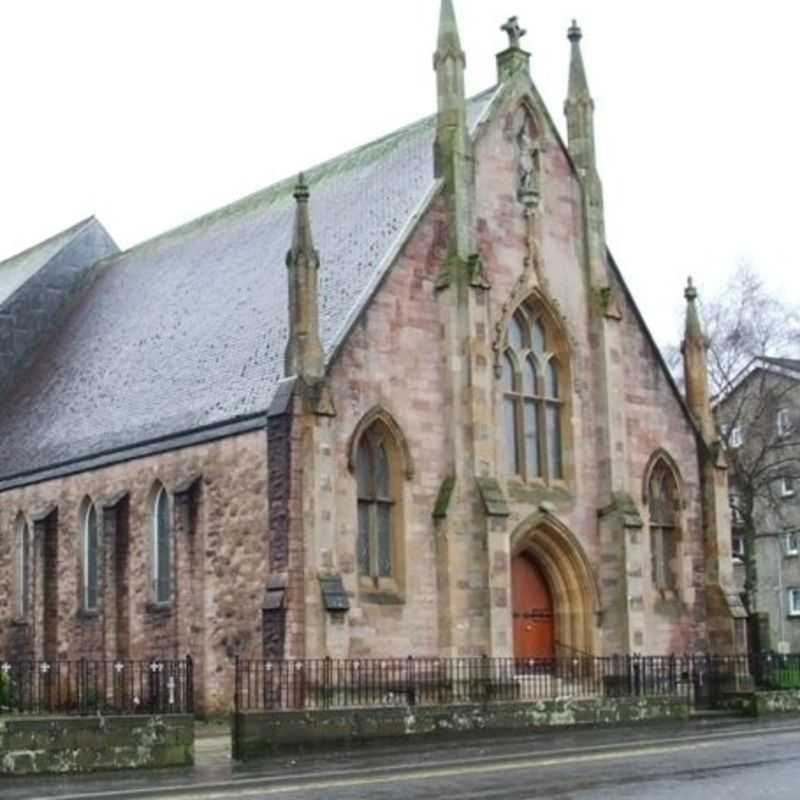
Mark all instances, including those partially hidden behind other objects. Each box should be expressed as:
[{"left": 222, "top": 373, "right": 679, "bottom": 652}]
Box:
[
  {"left": 359, "top": 591, "right": 405, "bottom": 606},
  {"left": 146, "top": 602, "right": 173, "bottom": 615},
  {"left": 358, "top": 577, "right": 405, "bottom": 605},
  {"left": 76, "top": 608, "right": 100, "bottom": 621},
  {"left": 10, "top": 618, "right": 30, "bottom": 628},
  {"left": 654, "top": 588, "right": 681, "bottom": 603}
]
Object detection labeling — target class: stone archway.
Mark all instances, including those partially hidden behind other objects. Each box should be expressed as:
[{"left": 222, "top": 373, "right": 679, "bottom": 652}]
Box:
[{"left": 510, "top": 513, "right": 600, "bottom": 657}]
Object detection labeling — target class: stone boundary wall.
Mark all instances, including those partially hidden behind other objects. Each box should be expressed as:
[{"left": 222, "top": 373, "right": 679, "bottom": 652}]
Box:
[
  {"left": 0, "top": 714, "right": 194, "bottom": 775},
  {"left": 233, "top": 696, "right": 689, "bottom": 760},
  {"left": 716, "top": 690, "right": 800, "bottom": 716}
]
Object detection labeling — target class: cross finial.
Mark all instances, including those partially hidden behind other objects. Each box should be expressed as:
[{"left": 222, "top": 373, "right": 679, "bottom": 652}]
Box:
[{"left": 501, "top": 16, "right": 526, "bottom": 50}]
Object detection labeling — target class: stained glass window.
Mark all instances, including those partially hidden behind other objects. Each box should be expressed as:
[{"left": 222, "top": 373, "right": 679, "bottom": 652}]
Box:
[{"left": 356, "top": 424, "right": 396, "bottom": 580}]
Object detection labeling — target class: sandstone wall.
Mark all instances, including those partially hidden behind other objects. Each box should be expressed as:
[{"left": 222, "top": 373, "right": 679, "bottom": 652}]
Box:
[{"left": 0, "top": 430, "right": 268, "bottom": 713}]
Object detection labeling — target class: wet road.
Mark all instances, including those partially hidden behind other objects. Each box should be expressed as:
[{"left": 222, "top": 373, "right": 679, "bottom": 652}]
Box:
[{"left": 6, "top": 717, "right": 800, "bottom": 799}]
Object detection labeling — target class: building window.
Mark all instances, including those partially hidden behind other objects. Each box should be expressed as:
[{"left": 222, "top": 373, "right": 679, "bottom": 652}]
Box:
[
  {"left": 732, "top": 533, "right": 745, "bottom": 560},
  {"left": 152, "top": 486, "right": 171, "bottom": 605},
  {"left": 15, "top": 516, "right": 31, "bottom": 619},
  {"left": 502, "top": 304, "right": 565, "bottom": 483},
  {"left": 785, "top": 531, "right": 799, "bottom": 557},
  {"left": 648, "top": 459, "right": 680, "bottom": 590},
  {"left": 788, "top": 587, "right": 800, "bottom": 617},
  {"left": 777, "top": 408, "right": 792, "bottom": 438},
  {"left": 83, "top": 504, "right": 100, "bottom": 612},
  {"left": 356, "top": 428, "right": 395, "bottom": 580},
  {"left": 781, "top": 476, "right": 795, "bottom": 498},
  {"left": 729, "top": 491, "right": 743, "bottom": 524},
  {"left": 725, "top": 425, "right": 743, "bottom": 449}
]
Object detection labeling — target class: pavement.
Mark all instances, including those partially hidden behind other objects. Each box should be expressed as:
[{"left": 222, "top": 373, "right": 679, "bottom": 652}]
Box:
[{"left": 4, "top": 715, "right": 800, "bottom": 799}]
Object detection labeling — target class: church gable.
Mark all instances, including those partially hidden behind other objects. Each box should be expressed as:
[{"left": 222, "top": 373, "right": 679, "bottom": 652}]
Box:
[{"left": 0, "top": 217, "right": 118, "bottom": 401}]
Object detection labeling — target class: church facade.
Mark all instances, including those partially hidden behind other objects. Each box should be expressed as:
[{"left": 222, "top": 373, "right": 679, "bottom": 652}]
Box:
[{"left": 0, "top": 3, "right": 744, "bottom": 713}]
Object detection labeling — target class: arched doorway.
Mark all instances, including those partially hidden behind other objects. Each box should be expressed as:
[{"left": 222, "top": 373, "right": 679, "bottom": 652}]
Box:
[
  {"left": 511, "top": 553, "right": 554, "bottom": 659},
  {"left": 510, "top": 513, "right": 600, "bottom": 657}
]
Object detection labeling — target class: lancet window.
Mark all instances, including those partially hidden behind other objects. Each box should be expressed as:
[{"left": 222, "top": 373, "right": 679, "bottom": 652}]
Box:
[
  {"left": 83, "top": 503, "right": 99, "bottom": 612},
  {"left": 649, "top": 460, "right": 680, "bottom": 590}
]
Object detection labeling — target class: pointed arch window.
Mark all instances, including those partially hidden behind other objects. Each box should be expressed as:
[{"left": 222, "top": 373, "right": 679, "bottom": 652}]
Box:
[
  {"left": 83, "top": 504, "right": 100, "bottom": 612},
  {"left": 357, "top": 432, "right": 394, "bottom": 580},
  {"left": 502, "top": 303, "right": 565, "bottom": 483},
  {"left": 649, "top": 461, "right": 679, "bottom": 590},
  {"left": 152, "top": 486, "right": 172, "bottom": 605},
  {"left": 16, "top": 516, "right": 31, "bottom": 619}
]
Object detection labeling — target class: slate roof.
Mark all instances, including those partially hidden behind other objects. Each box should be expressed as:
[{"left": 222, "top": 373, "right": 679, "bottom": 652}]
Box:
[
  {"left": 0, "top": 218, "right": 96, "bottom": 305},
  {"left": 0, "top": 88, "right": 499, "bottom": 484}
]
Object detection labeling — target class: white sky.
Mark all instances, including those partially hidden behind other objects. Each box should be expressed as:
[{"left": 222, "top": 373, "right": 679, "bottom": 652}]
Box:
[{"left": 0, "top": 1, "right": 797, "bottom": 349}]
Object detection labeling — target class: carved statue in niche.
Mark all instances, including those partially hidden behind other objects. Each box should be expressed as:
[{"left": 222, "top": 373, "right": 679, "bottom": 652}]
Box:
[{"left": 516, "top": 113, "right": 540, "bottom": 208}]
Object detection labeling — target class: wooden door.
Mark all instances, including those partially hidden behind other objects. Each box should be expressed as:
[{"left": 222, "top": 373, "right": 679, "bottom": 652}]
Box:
[{"left": 511, "top": 553, "right": 554, "bottom": 660}]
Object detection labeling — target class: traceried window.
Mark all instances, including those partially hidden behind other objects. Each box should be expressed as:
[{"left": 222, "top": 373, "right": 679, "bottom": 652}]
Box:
[
  {"left": 356, "top": 429, "right": 395, "bottom": 580},
  {"left": 152, "top": 486, "right": 172, "bottom": 605},
  {"left": 83, "top": 504, "right": 100, "bottom": 612},
  {"left": 649, "top": 460, "right": 680, "bottom": 590},
  {"left": 502, "top": 305, "right": 564, "bottom": 483},
  {"left": 16, "top": 516, "right": 31, "bottom": 619}
]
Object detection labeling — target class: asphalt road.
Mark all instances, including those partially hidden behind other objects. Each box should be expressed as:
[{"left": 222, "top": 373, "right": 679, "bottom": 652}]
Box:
[{"left": 6, "top": 717, "right": 800, "bottom": 799}]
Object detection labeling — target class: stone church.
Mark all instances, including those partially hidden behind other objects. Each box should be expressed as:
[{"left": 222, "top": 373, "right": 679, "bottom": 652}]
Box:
[{"left": 0, "top": 2, "right": 745, "bottom": 712}]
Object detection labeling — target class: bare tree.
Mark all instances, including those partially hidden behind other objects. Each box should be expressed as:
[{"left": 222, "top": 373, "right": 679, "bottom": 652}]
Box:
[{"left": 704, "top": 264, "right": 800, "bottom": 627}]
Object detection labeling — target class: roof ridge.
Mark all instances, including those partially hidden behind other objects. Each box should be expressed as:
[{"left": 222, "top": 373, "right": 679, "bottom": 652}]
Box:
[
  {"left": 116, "top": 87, "right": 499, "bottom": 262},
  {"left": 0, "top": 216, "right": 97, "bottom": 270}
]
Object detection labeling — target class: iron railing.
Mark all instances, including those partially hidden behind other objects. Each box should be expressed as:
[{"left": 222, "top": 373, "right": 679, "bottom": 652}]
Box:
[
  {"left": 750, "top": 652, "right": 800, "bottom": 691},
  {"left": 235, "top": 654, "right": 757, "bottom": 712},
  {"left": 0, "top": 657, "right": 193, "bottom": 715}
]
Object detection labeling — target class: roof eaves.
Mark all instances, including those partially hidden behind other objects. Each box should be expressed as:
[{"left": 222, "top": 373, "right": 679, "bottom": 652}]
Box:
[
  {"left": 714, "top": 356, "right": 800, "bottom": 407},
  {"left": 0, "top": 412, "right": 266, "bottom": 491}
]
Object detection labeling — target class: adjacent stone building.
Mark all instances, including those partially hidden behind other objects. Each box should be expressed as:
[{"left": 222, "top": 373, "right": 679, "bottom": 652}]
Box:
[
  {"left": 717, "top": 357, "right": 800, "bottom": 652},
  {"left": 0, "top": 2, "right": 744, "bottom": 713}
]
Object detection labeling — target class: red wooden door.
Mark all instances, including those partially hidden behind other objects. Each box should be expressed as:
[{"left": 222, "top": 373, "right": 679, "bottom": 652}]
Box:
[{"left": 511, "top": 553, "right": 554, "bottom": 660}]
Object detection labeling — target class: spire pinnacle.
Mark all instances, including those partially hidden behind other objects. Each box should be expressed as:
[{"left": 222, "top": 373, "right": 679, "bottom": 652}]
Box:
[
  {"left": 289, "top": 173, "right": 316, "bottom": 258},
  {"left": 683, "top": 276, "right": 705, "bottom": 343},
  {"left": 567, "top": 19, "right": 590, "bottom": 100},
  {"left": 682, "top": 275, "right": 714, "bottom": 440},
  {"left": 435, "top": 0, "right": 463, "bottom": 63},
  {"left": 285, "top": 172, "right": 323, "bottom": 379}
]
